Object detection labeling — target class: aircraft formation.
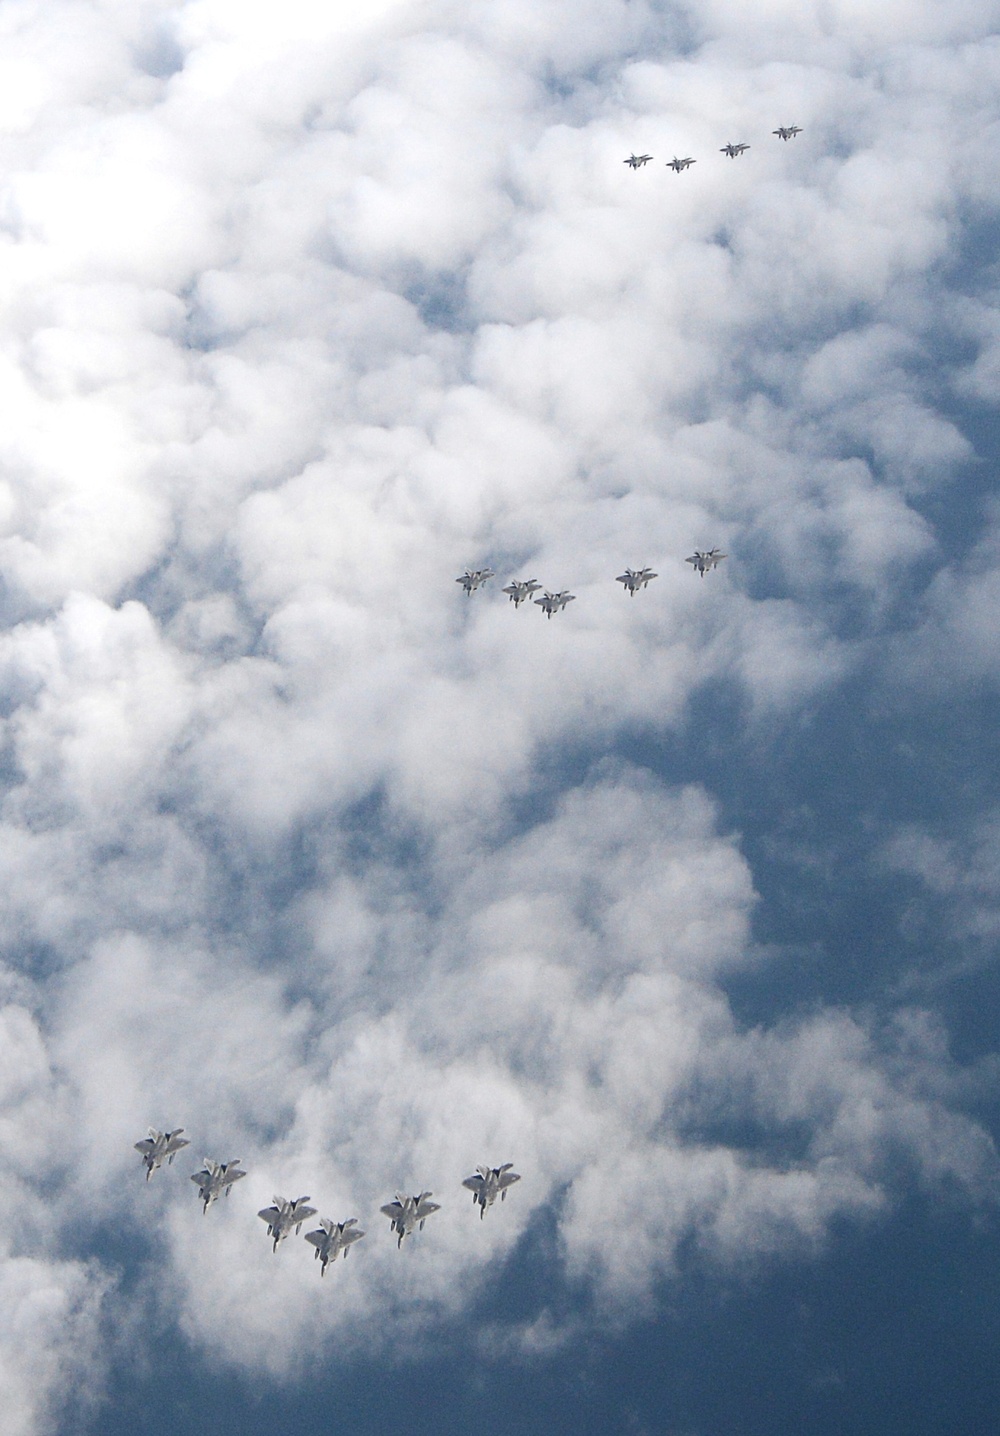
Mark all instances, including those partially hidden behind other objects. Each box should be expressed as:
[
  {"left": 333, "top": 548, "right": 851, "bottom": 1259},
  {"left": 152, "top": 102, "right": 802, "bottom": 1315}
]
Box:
[
  {"left": 135, "top": 1129, "right": 520, "bottom": 1275},
  {"left": 457, "top": 550, "right": 725, "bottom": 617},
  {"left": 131, "top": 114, "right": 762, "bottom": 1312},
  {"left": 624, "top": 124, "right": 801, "bottom": 173}
]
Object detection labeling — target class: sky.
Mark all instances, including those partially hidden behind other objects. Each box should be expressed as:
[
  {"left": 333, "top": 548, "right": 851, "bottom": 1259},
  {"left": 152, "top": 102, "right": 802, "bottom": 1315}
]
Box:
[{"left": 0, "top": 0, "right": 998, "bottom": 1432}]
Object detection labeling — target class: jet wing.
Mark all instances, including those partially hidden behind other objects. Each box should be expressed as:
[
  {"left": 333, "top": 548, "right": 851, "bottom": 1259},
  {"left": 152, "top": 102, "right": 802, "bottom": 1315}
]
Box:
[
  {"left": 498, "top": 1171, "right": 521, "bottom": 1191},
  {"left": 304, "top": 1230, "right": 326, "bottom": 1250},
  {"left": 415, "top": 1199, "right": 441, "bottom": 1219},
  {"left": 380, "top": 1202, "right": 403, "bottom": 1219},
  {"left": 134, "top": 1139, "right": 156, "bottom": 1155},
  {"left": 258, "top": 1206, "right": 282, "bottom": 1224},
  {"left": 462, "top": 1175, "right": 485, "bottom": 1193}
]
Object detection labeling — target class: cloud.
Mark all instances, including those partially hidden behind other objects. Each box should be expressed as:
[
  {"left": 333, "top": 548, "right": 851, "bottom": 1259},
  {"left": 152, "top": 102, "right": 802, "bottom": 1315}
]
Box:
[
  {"left": 0, "top": 0, "right": 996, "bottom": 1423},
  {"left": 0, "top": 1254, "right": 109, "bottom": 1436},
  {"left": 883, "top": 812, "right": 1000, "bottom": 950}
]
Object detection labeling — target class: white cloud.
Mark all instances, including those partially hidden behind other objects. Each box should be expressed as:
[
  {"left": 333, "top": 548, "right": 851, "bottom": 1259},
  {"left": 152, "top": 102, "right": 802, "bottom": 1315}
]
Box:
[
  {"left": 0, "top": 1255, "right": 109, "bottom": 1436},
  {"left": 884, "top": 812, "right": 1000, "bottom": 946}
]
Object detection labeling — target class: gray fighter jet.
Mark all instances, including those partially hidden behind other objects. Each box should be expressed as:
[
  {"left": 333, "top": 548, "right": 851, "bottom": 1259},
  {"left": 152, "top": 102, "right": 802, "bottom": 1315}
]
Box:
[
  {"left": 134, "top": 1128, "right": 190, "bottom": 1181},
  {"left": 380, "top": 1192, "right": 441, "bottom": 1248},
  {"left": 191, "top": 1159, "right": 247, "bottom": 1213},
  {"left": 686, "top": 548, "right": 727, "bottom": 576},
  {"left": 534, "top": 590, "right": 575, "bottom": 618},
  {"left": 304, "top": 1217, "right": 365, "bottom": 1275},
  {"left": 616, "top": 567, "right": 657, "bottom": 595},
  {"left": 462, "top": 1164, "right": 521, "bottom": 1218},
  {"left": 624, "top": 154, "right": 653, "bottom": 169},
  {"left": 502, "top": 579, "right": 543, "bottom": 607},
  {"left": 456, "top": 568, "right": 495, "bottom": 595},
  {"left": 667, "top": 156, "right": 695, "bottom": 171},
  {"left": 721, "top": 143, "right": 750, "bottom": 157},
  {"left": 773, "top": 126, "right": 801, "bottom": 140},
  {"left": 258, "top": 1195, "right": 318, "bottom": 1252}
]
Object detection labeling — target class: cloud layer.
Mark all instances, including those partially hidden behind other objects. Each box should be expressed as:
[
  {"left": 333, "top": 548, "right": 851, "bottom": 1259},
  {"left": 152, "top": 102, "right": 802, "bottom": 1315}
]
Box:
[{"left": 0, "top": 0, "right": 998, "bottom": 1428}]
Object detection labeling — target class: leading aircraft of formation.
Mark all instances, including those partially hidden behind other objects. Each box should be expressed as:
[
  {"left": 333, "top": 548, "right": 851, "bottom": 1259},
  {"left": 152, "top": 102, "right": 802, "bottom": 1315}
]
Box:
[
  {"left": 258, "top": 1195, "right": 318, "bottom": 1251},
  {"left": 535, "top": 590, "right": 576, "bottom": 618},
  {"left": 616, "top": 566, "right": 657, "bottom": 595},
  {"left": 502, "top": 578, "right": 542, "bottom": 606},
  {"left": 462, "top": 1164, "right": 521, "bottom": 1218},
  {"left": 305, "top": 1217, "right": 366, "bottom": 1274},
  {"left": 134, "top": 1128, "right": 189, "bottom": 1181},
  {"left": 624, "top": 153, "right": 653, "bottom": 169},
  {"left": 191, "top": 1158, "right": 247, "bottom": 1213},
  {"left": 381, "top": 1191, "right": 442, "bottom": 1248},
  {"left": 456, "top": 568, "right": 494, "bottom": 595},
  {"left": 773, "top": 125, "right": 802, "bottom": 140},
  {"left": 686, "top": 548, "right": 727, "bottom": 576},
  {"left": 721, "top": 142, "right": 750, "bottom": 157},
  {"left": 666, "top": 156, "right": 695, "bottom": 172}
]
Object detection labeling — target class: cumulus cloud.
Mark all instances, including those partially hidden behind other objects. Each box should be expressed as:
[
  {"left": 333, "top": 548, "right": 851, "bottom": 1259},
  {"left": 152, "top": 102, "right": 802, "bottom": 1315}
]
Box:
[
  {"left": 0, "top": 0, "right": 997, "bottom": 1424},
  {"left": 883, "top": 812, "right": 1000, "bottom": 962}
]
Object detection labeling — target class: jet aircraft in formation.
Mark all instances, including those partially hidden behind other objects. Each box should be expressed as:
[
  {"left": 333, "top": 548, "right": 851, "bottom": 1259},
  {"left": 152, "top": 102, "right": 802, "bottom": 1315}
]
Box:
[
  {"left": 258, "top": 1194, "right": 318, "bottom": 1251},
  {"left": 380, "top": 1191, "right": 442, "bottom": 1248},
  {"left": 462, "top": 1163, "right": 521, "bottom": 1218},
  {"left": 457, "top": 568, "right": 494, "bottom": 595},
  {"left": 461, "top": 551, "right": 724, "bottom": 612},
  {"left": 535, "top": 590, "right": 576, "bottom": 618},
  {"left": 502, "top": 578, "right": 542, "bottom": 607},
  {"left": 136, "top": 1131, "right": 520, "bottom": 1274},
  {"left": 616, "top": 567, "right": 657, "bottom": 595},
  {"left": 305, "top": 1217, "right": 366, "bottom": 1274},
  {"left": 686, "top": 548, "right": 727, "bottom": 576},
  {"left": 191, "top": 1158, "right": 247, "bottom": 1213},
  {"left": 623, "top": 125, "right": 800, "bottom": 171},
  {"left": 134, "top": 1128, "right": 189, "bottom": 1181}
]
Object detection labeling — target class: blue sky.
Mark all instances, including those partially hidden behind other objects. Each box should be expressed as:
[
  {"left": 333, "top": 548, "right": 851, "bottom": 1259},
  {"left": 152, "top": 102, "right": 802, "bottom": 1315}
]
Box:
[
  {"left": 0, "top": 1, "right": 998, "bottom": 1432},
  {"left": 101, "top": 1196, "right": 1000, "bottom": 1435}
]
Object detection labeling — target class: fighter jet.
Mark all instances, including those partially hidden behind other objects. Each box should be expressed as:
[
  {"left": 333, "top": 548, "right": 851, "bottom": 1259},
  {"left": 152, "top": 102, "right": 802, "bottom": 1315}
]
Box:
[
  {"left": 773, "top": 126, "right": 802, "bottom": 140},
  {"left": 456, "top": 568, "right": 495, "bottom": 595},
  {"left": 616, "top": 567, "right": 657, "bottom": 595},
  {"left": 462, "top": 1164, "right": 521, "bottom": 1219},
  {"left": 686, "top": 548, "right": 727, "bottom": 577},
  {"left": 534, "top": 590, "right": 575, "bottom": 618},
  {"left": 304, "top": 1217, "right": 366, "bottom": 1275},
  {"left": 257, "top": 1195, "right": 318, "bottom": 1252},
  {"left": 624, "top": 154, "right": 653, "bottom": 169},
  {"left": 502, "top": 579, "right": 543, "bottom": 608},
  {"left": 666, "top": 156, "right": 696, "bottom": 171},
  {"left": 134, "top": 1128, "right": 190, "bottom": 1181},
  {"left": 190, "top": 1159, "right": 247, "bottom": 1213},
  {"left": 721, "top": 143, "right": 750, "bottom": 157},
  {"left": 380, "top": 1192, "right": 441, "bottom": 1248}
]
